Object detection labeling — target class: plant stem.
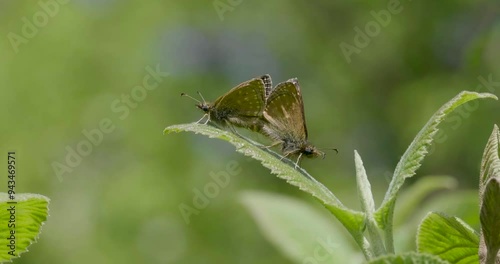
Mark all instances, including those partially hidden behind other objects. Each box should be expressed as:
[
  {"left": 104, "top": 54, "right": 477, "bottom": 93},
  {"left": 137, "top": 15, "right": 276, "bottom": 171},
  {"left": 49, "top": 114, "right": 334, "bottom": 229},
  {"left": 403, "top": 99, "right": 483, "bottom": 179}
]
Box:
[
  {"left": 366, "top": 219, "right": 386, "bottom": 257},
  {"left": 384, "top": 204, "right": 395, "bottom": 254}
]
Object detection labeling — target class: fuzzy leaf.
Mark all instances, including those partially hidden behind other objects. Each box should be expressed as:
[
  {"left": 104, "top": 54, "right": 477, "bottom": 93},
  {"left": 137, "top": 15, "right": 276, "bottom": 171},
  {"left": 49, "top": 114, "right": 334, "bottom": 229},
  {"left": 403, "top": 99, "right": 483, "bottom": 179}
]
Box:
[
  {"left": 375, "top": 91, "right": 496, "bottom": 252},
  {"left": 480, "top": 125, "right": 500, "bottom": 194},
  {"left": 355, "top": 151, "right": 385, "bottom": 256},
  {"left": 367, "top": 252, "right": 449, "bottom": 264},
  {"left": 0, "top": 193, "right": 50, "bottom": 262},
  {"left": 395, "top": 190, "right": 478, "bottom": 253},
  {"left": 377, "top": 92, "right": 497, "bottom": 224},
  {"left": 480, "top": 178, "right": 500, "bottom": 264},
  {"left": 355, "top": 151, "right": 375, "bottom": 215},
  {"left": 479, "top": 125, "right": 500, "bottom": 264},
  {"left": 164, "top": 124, "right": 368, "bottom": 250},
  {"left": 417, "top": 212, "right": 479, "bottom": 264}
]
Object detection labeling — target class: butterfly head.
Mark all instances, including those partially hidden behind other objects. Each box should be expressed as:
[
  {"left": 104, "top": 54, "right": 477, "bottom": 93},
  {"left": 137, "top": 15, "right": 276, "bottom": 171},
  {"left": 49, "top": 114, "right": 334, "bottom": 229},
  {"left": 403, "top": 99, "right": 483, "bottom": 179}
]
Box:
[
  {"left": 196, "top": 102, "right": 212, "bottom": 113},
  {"left": 181, "top": 92, "right": 212, "bottom": 114},
  {"left": 302, "top": 144, "right": 325, "bottom": 159}
]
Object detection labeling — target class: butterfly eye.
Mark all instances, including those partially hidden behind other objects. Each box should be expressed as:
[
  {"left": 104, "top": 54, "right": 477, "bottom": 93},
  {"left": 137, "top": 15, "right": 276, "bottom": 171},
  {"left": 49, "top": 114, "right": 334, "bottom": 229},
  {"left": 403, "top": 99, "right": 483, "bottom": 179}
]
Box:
[{"left": 304, "top": 147, "right": 313, "bottom": 155}]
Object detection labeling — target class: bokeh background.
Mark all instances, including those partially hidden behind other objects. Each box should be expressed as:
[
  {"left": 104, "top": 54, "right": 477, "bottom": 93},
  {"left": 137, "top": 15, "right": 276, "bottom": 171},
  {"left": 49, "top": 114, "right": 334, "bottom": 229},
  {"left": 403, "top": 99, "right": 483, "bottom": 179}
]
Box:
[{"left": 0, "top": 0, "right": 499, "bottom": 263}]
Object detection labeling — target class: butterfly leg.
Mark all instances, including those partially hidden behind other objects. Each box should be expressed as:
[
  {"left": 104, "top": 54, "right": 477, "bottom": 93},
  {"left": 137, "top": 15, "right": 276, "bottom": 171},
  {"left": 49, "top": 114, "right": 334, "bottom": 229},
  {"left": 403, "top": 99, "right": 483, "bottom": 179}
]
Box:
[
  {"left": 261, "top": 141, "right": 281, "bottom": 150},
  {"left": 227, "top": 124, "right": 244, "bottom": 138},
  {"left": 279, "top": 153, "right": 291, "bottom": 161},
  {"left": 203, "top": 114, "right": 211, "bottom": 125},
  {"left": 294, "top": 153, "right": 304, "bottom": 169},
  {"left": 195, "top": 114, "right": 208, "bottom": 124}
]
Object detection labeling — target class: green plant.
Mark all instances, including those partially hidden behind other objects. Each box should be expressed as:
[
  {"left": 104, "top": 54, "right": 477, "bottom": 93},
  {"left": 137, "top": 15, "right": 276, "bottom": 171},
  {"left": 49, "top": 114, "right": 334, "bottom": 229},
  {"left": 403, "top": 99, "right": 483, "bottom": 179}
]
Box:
[
  {"left": 0, "top": 193, "right": 50, "bottom": 262},
  {"left": 165, "top": 91, "right": 498, "bottom": 263}
]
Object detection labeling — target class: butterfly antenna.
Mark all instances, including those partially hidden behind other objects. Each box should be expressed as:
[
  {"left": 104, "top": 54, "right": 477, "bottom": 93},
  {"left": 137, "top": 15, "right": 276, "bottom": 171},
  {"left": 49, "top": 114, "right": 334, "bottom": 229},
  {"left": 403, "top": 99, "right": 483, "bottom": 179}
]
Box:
[
  {"left": 197, "top": 91, "right": 207, "bottom": 103},
  {"left": 320, "top": 148, "right": 339, "bottom": 154},
  {"left": 181, "top": 93, "right": 202, "bottom": 104}
]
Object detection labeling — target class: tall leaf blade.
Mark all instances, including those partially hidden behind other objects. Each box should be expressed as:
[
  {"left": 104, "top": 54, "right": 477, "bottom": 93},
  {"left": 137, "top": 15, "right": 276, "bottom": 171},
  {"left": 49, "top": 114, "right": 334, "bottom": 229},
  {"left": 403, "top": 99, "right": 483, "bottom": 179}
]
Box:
[
  {"left": 355, "top": 151, "right": 385, "bottom": 256},
  {"left": 480, "top": 125, "right": 500, "bottom": 194},
  {"left": 479, "top": 125, "right": 500, "bottom": 264},
  {"left": 355, "top": 151, "right": 375, "bottom": 215},
  {"left": 375, "top": 91, "right": 496, "bottom": 253},
  {"left": 480, "top": 178, "right": 500, "bottom": 264},
  {"left": 375, "top": 92, "right": 497, "bottom": 228}
]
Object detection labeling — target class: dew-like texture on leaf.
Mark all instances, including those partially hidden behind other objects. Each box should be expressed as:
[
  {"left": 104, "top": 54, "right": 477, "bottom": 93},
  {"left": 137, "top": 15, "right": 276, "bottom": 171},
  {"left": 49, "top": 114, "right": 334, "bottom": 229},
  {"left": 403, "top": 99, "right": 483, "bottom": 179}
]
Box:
[
  {"left": 417, "top": 212, "right": 479, "bottom": 264},
  {"left": 0, "top": 193, "right": 50, "bottom": 262}
]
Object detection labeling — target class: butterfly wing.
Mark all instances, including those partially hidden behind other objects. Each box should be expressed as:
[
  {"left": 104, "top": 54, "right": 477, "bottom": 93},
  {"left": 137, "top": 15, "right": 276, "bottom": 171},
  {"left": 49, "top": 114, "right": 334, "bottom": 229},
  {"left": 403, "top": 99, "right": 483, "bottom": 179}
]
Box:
[
  {"left": 263, "top": 78, "right": 308, "bottom": 142},
  {"left": 213, "top": 77, "right": 266, "bottom": 118},
  {"left": 290, "top": 78, "right": 308, "bottom": 140}
]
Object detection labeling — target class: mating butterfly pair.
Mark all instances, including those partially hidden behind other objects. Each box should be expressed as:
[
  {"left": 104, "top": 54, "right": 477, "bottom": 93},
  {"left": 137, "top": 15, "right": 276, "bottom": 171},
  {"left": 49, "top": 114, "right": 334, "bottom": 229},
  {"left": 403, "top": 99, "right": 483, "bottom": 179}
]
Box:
[{"left": 182, "top": 74, "right": 335, "bottom": 167}]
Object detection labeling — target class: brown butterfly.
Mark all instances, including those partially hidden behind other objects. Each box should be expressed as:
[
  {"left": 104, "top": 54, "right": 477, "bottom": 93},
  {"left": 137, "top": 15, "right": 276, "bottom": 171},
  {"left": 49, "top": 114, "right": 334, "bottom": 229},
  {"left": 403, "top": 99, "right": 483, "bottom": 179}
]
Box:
[
  {"left": 182, "top": 75, "right": 271, "bottom": 132},
  {"left": 261, "top": 78, "right": 336, "bottom": 167}
]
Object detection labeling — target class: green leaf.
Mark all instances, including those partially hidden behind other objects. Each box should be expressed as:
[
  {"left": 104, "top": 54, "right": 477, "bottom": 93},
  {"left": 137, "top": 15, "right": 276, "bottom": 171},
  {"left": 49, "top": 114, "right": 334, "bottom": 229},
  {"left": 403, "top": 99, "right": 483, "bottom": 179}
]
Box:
[
  {"left": 164, "top": 124, "right": 369, "bottom": 254},
  {"left": 480, "top": 125, "right": 500, "bottom": 194},
  {"left": 355, "top": 151, "right": 375, "bottom": 215},
  {"left": 395, "top": 190, "right": 478, "bottom": 253},
  {"left": 375, "top": 91, "right": 497, "bottom": 252},
  {"left": 355, "top": 150, "right": 385, "bottom": 256},
  {"left": 367, "top": 252, "right": 449, "bottom": 264},
  {"left": 0, "top": 193, "right": 50, "bottom": 262},
  {"left": 378, "top": 92, "right": 497, "bottom": 220},
  {"left": 240, "top": 191, "right": 360, "bottom": 264},
  {"left": 480, "top": 178, "right": 500, "bottom": 264},
  {"left": 393, "top": 175, "right": 459, "bottom": 253},
  {"left": 479, "top": 125, "right": 500, "bottom": 264},
  {"left": 417, "top": 212, "right": 479, "bottom": 264}
]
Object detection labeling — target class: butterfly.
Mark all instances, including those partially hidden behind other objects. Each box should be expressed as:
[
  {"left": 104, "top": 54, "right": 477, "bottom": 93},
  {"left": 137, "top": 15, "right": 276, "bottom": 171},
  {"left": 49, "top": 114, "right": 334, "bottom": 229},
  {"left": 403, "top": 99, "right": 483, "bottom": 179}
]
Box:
[
  {"left": 261, "top": 78, "right": 336, "bottom": 167},
  {"left": 182, "top": 74, "right": 271, "bottom": 132}
]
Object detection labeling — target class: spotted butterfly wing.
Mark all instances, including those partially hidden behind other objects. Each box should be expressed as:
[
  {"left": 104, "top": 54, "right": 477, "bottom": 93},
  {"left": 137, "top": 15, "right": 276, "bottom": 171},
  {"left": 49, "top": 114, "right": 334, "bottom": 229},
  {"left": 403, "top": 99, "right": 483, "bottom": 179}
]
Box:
[
  {"left": 211, "top": 76, "right": 266, "bottom": 128},
  {"left": 262, "top": 78, "right": 308, "bottom": 142}
]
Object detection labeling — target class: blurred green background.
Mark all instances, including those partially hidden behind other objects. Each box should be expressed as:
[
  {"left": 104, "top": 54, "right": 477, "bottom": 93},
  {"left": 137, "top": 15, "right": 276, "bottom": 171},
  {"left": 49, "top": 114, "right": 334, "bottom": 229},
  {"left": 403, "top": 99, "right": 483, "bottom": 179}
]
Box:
[{"left": 0, "top": 0, "right": 499, "bottom": 263}]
